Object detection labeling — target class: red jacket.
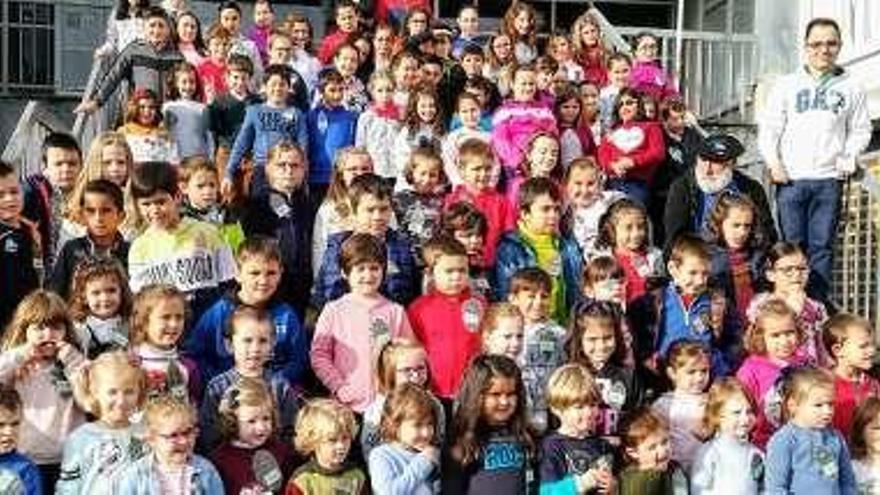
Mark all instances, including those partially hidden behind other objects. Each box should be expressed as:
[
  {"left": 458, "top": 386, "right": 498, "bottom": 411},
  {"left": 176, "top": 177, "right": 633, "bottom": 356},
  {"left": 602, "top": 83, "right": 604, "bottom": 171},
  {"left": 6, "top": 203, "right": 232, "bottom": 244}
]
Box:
[
  {"left": 444, "top": 185, "right": 515, "bottom": 267},
  {"left": 597, "top": 121, "right": 665, "bottom": 183},
  {"left": 317, "top": 30, "right": 352, "bottom": 65},
  {"left": 409, "top": 290, "right": 485, "bottom": 399},
  {"left": 832, "top": 373, "right": 880, "bottom": 438}
]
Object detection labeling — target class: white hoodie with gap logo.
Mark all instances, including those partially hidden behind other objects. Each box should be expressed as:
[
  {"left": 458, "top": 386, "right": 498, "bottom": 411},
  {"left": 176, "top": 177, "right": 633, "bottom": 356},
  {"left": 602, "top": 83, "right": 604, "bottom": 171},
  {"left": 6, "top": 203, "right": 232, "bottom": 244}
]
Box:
[{"left": 758, "top": 66, "right": 871, "bottom": 180}]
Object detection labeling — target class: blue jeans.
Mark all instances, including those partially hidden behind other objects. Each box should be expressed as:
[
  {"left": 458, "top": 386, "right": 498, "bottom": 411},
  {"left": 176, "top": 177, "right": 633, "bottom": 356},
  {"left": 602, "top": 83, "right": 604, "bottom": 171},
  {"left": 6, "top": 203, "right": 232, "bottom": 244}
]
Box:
[
  {"left": 775, "top": 179, "right": 841, "bottom": 302},
  {"left": 606, "top": 178, "right": 650, "bottom": 206}
]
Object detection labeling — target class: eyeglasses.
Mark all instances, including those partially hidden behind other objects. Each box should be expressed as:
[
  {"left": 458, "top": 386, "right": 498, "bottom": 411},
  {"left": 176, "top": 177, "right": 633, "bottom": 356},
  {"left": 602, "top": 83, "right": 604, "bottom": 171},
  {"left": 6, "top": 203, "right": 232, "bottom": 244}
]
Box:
[
  {"left": 620, "top": 99, "right": 639, "bottom": 107},
  {"left": 806, "top": 40, "right": 840, "bottom": 50},
  {"left": 775, "top": 265, "right": 809, "bottom": 276}
]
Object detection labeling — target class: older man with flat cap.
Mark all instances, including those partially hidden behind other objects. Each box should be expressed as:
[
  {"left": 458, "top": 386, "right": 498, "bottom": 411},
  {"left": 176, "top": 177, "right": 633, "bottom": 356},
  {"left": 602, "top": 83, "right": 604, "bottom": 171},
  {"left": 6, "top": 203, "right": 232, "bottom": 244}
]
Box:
[{"left": 664, "top": 133, "right": 777, "bottom": 246}]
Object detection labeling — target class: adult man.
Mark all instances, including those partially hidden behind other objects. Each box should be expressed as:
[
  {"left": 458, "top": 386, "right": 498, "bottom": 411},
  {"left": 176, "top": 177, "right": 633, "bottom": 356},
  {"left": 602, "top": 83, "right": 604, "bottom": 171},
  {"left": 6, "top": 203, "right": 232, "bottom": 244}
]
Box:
[
  {"left": 664, "top": 133, "right": 776, "bottom": 247},
  {"left": 759, "top": 17, "right": 871, "bottom": 301}
]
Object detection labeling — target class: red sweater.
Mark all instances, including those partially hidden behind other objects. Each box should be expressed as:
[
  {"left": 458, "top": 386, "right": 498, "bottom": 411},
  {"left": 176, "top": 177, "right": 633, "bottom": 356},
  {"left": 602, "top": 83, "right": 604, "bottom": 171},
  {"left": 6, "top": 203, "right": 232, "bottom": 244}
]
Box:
[
  {"left": 444, "top": 185, "right": 515, "bottom": 266},
  {"left": 210, "top": 438, "right": 298, "bottom": 494},
  {"left": 409, "top": 290, "right": 485, "bottom": 399},
  {"left": 832, "top": 373, "right": 880, "bottom": 438},
  {"left": 197, "top": 59, "right": 227, "bottom": 103},
  {"left": 597, "top": 121, "right": 665, "bottom": 183}
]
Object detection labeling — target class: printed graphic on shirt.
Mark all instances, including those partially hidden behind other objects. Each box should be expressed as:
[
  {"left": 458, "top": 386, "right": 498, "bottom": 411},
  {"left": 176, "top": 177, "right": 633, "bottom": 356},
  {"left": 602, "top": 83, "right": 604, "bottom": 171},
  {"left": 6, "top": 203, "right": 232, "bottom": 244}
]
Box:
[
  {"left": 565, "top": 451, "right": 613, "bottom": 477},
  {"left": 596, "top": 377, "right": 626, "bottom": 435},
  {"left": 462, "top": 298, "right": 484, "bottom": 333},
  {"left": 795, "top": 88, "right": 846, "bottom": 115},
  {"left": 483, "top": 439, "right": 525, "bottom": 472},
  {"left": 763, "top": 375, "right": 785, "bottom": 428},
  {"left": 0, "top": 469, "right": 24, "bottom": 495},
  {"left": 251, "top": 449, "right": 283, "bottom": 492},
  {"left": 813, "top": 444, "right": 838, "bottom": 480}
]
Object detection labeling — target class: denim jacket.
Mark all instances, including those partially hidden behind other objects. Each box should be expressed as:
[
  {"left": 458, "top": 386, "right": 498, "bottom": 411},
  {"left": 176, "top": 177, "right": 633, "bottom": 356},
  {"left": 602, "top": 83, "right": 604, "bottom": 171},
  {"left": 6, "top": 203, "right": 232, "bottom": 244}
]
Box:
[{"left": 117, "top": 454, "right": 224, "bottom": 494}]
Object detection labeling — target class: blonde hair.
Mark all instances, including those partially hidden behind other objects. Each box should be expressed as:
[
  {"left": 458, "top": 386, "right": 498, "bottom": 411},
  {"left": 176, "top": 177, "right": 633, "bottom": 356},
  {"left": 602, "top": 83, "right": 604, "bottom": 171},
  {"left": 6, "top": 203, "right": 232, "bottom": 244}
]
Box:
[
  {"left": 480, "top": 303, "right": 523, "bottom": 342},
  {"left": 379, "top": 383, "right": 437, "bottom": 443},
  {"left": 745, "top": 297, "right": 800, "bottom": 355},
  {"left": 782, "top": 366, "right": 834, "bottom": 422},
  {"left": 3, "top": 290, "right": 74, "bottom": 351},
  {"left": 547, "top": 363, "right": 600, "bottom": 413},
  {"left": 68, "top": 258, "right": 132, "bottom": 322},
  {"left": 324, "top": 146, "right": 373, "bottom": 219},
  {"left": 144, "top": 394, "right": 197, "bottom": 431},
  {"left": 376, "top": 339, "right": 428, "bottom": 394},
  {"left": 217, "top": 377, "right": 277, "bottom": 441},
  {"left": 703, "top": 377, "right": 754, "bottom": 436},
  {"left": 68, "top": 131, "right": 135, "bottom": 225},
  {"left": 294, "top": 399, "right": 357, "bottom": 456},
  {"left": 129, "top": 284, "right": 186, "bottom": 346},
  {"left": 73, "top": 351, "right": 147, "bottom": 417}
]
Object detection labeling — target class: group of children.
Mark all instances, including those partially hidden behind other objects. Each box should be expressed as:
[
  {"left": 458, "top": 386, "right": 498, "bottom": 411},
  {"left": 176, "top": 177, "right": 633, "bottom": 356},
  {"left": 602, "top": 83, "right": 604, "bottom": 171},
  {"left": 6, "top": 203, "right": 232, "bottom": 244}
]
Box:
[{"left": 0, "top": 0, "right": 876, "bottom": 494}]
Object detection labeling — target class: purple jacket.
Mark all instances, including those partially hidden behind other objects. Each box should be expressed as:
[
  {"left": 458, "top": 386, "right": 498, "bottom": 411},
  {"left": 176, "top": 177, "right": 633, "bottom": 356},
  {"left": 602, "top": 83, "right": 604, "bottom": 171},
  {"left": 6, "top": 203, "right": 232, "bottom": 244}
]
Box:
[
  {"left": 490, "top": 100, "right": 557, "bottom": 181},
  {"left": 629, "top": 60, "right": 678, "bottom": 102}
]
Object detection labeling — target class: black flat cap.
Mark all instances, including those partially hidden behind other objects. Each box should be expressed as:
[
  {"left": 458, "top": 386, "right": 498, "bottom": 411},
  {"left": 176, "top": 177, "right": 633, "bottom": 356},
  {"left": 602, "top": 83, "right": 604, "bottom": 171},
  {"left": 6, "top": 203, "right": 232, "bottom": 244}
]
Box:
[{"left": 698, "top": 134, "right": 744, "bottom": 162}]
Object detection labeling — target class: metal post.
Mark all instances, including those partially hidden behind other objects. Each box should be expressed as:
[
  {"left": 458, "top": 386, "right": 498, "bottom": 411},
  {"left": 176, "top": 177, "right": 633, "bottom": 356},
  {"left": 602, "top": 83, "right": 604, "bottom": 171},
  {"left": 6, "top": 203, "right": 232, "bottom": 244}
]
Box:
[{"left": 675, "top": 0, "right": 685, "bottom": 88}]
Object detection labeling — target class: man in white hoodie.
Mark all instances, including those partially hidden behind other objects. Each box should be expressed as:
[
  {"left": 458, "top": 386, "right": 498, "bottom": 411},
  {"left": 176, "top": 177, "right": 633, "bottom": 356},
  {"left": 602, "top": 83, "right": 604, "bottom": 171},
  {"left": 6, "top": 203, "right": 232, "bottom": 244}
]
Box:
[{"left": 759, "top": 17, "right": 871, "bottom": 302}]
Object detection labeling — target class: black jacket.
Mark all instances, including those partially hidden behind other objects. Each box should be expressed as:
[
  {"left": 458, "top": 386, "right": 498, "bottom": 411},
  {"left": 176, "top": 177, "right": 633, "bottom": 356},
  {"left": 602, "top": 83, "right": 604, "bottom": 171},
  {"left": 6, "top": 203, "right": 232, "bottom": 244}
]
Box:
[
  {"left": 48, "top": 234, "right": 130, "bottom": 299},
  {"left": 0, "top": 223, "right": 39, "bottom": 328}
]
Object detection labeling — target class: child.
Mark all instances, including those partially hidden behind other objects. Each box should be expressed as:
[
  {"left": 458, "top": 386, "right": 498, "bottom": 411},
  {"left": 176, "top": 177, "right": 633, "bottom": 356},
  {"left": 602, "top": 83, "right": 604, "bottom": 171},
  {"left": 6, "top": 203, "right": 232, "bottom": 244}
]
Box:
[
  {"left": 507, "top": 268, "right": 567, "bottom": 433},
  {"left": 393, "top": 145, "right": 446, "bottom": 261},
  {"left": 198, "top": 306, "right": 300, "bottom": 452},
  {"left": 443, "top": 354, "right": 534, "bottom": 493},
  {"left": 130, "top": 284, "right": 200, "bottom": 402},
  {"left": 691, "top": 378, "right": 764, "bottom": 495},
  {"left": 549, "top": 33, "right": 586, "bottom": 84},
  {"left": 491, "top": 63, "right": 558, "bottom": 183},
  {"left": 162, "top": 62, "right": 213, "bottom": 160},
  {"left": 736, "top": 298, "right": 801, "bottom": 449},
  {"left": 287, "top": 398, "right": 367, "bottom": 494},
  {"left": 317, "top": 0, "right": 361, "bottom": 64},
  {"left": 356, "top": 71, "right": 402, "bottom": 182},
  {"left": 67, "top": 258, "right": 132, "bottom": 359},
  {"left": 312, "top": 233, "right": 414, "bottom": 412},
  {"left": 442, "top": 202, "right": 492, "bottom": 297},
  {"left": 563, "top": 157, "right": 624, "bottom": 258},
  {"left": 444, "top": 138, "right": 514, "bottom": 267},
  {"left": 765, "top": 367, "right": 857, "bottom": 493},
  {"left": 390, "top": 49, "right": 421, "bottom": 110},
  {"left": 748, "top": 242, "right": 829, "bottom": 366},
  {"left": 333, "top": 43, "right": 370, "bottom": 113},
  {"left": 0, "top": 290, "right": 86, "bottom": 491},
  {"left": 651, "top": 341, "right": 710, "bottom": 472},
  {"left": 95, "top": 0, "right": 147, "bottom": 58},
  {"left": 189, "top": 236, "right": 308, "bottom": 385},
  {"left": 850, "top": 397, "right": 880, "bottom": 492},
  {"left": 117, "top": 87, "right": 179, "bottom": 165},
  {"left": 247, "top": 0, "right": 275, "bottom": 64},
  {"left": 66, "top": 133, "right": 134, "bottom": 235},
  {"left": 179, "top": 157, "right": 245, "bottom": 253},
  {"left": 823, "top": 313, "right": 880, "bottom": 438},
  {"left": 361, "top": 339, "right": 445, "bottom": 459},
  {"left": 128, "top": 162, "right": 235, "bottom": 318},
  {"left": 441, "top": 93, "right": 492, "bottom": 186},
  {"left": 595, "top": 198, "right": 662, "bottom": 304},
  {"left": 707, "top": 193, "right": 766, "bottom": 328},
  {"left": 209, "top": 54, "right": 259, "bottom": 202},
  {"left": 391, "top": 88, "right": 445, "bottom": 186},
  {"left": 210, "top": 377, "right": 298, "bottom": 494},
  {"left": 597, "top": 88, "right": 666, "bottom": 205},
  {"left": 368, "top": 383, "right": 441, "bottom": 493},
  {"left": 118, "top": 395, "right": 224, "bottom": 492},
  {"left": 308, "top": 69, "right": 358, "bottom": 199},
  {"left": 224, "top": 64, "right": 308, "bottom": 197},
  {"left": 629, "top": 32, "right": 678, "bottom": 102},
  {"left": 452, "top": 5, "right": 483, "bottom": 59},
  {"left": 540, "top": 363, "right": 617, "bottom": 494},
  {"left": 480, "top": 303, "right": 525, "bottom": 361},
  {"left": 287, "top": 14, "right": 321, "bottom": 92},
  {"left": 0, "top": 161, "right": 39, "bottom": 328},
  {"left": 0, "top": 387, "right": 42, "bottom": 494},
  {"left": 176, "top": 12, "right": 207, "bottom": 69},
  {"left": 505, "top": 132, "right": 563, "bottom": 214},
  {"left": 569, "top": 299, "right": 642, "bottom": 442},
  {"left": 556, "top": 86, "right": 595, "bottom": 168},
  {"left": 484, "top": 33, "right": 515, "bottom": 96},
  {"left": 312, "top": 147, "right": 374, "bottom": 279},
  {"left": 58, "top": 351, "right": 147, "bottom": 493},
  {"left": 635, "top": 233, "right": 731, "bottom": 376},
  {"left": 502, "top": 3, "right": 538, "bottom": 64},
  {"left": 619, "top": 409, "right": 688, "bottom": 494},
  {"left": 409, "top": 236, "right": 486, "bottom": 402},
  {"left": 313, "top": 173, "right": 417, "bottom": 308},
  {"left": 495, "top": 177, "right": 583, "bottom": 322},
  {"left": 51, "top": 179, "right": 129, "bottom": 300},
  {"left": 571, "top": 12, "right": 608, "bottom": 87},
  {"left": 597, "top": 53, "right": 632, "bottom": 129},
  {"left": 218, "top": 1, "right": 264, "bottom": 89}
]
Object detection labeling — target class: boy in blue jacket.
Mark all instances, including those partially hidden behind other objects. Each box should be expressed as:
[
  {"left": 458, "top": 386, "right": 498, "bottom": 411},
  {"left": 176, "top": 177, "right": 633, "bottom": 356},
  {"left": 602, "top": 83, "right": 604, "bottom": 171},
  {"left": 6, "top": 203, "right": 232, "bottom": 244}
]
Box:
[
  {"left": 187, "top": 236, "right": 309, "bottom": 386},
  {"left": 312, "top": 173, "right": 417, "bottom": 309},
  {"left": 307, "top": 69, "right": 357, "bottom": 202},
  {"left": 494, "top": 177, "right": 583, "bottom": 324},
  {"left": 222, "top": 64, "right": 308, "bottom": 198},
  {"left": 0, "top": 388, "right": 42, "bottom": 495}
]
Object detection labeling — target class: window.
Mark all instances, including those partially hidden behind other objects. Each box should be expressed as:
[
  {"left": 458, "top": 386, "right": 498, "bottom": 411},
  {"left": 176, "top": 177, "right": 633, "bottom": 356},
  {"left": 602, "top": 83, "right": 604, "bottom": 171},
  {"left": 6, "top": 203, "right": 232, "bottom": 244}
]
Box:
[{"left": 7, "top": 1, "right": 54, "bottom": 90}]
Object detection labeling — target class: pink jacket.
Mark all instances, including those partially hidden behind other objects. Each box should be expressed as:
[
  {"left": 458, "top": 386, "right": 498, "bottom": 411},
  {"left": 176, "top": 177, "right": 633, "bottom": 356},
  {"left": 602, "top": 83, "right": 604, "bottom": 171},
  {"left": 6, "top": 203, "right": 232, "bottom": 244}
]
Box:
[
  {"left": 629, "top": 60, "right": 678, "bottom": 102},
  {"left": 736, "top": 354, "right": 787, "bottom": 449},
  {"left": 311, "top": 293, "right": 413, "bottom": 412},
  {"left": 490, "top": 100, "right": 557, "bottom": 181}
]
